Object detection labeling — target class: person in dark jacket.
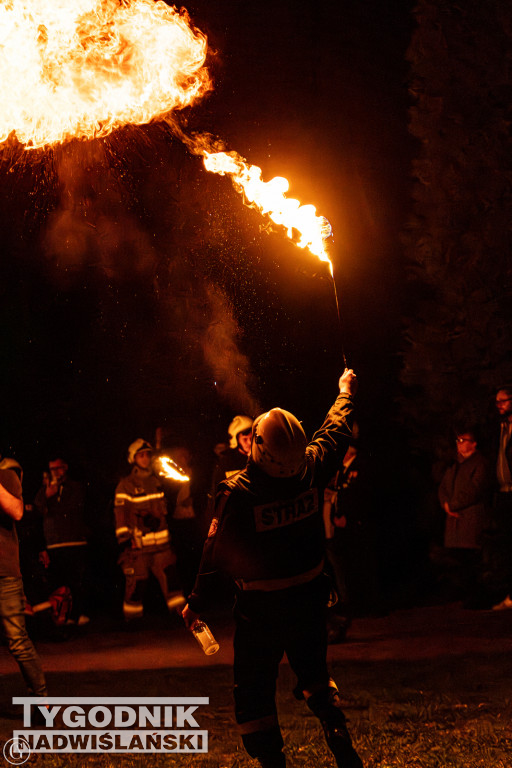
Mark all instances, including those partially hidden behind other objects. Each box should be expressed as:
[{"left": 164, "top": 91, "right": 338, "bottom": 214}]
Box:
[
  {"left": 206, "top": 415, "right": 254, "bottom": 530},
  {"left": 487, "top": 385, "right": 512, "bottom": 609},
  {"left": 434, "top": 429, "right": 491, "bottom": 602},
  {"left": 34, "top": 457, "right": 89, "bottom": 625},
  {"left": 183, "top": 369, "right": 363, "bottom": 768}
]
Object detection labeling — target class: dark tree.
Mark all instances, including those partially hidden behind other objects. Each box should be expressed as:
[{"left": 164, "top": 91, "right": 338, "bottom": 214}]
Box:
[{"left": 401, "top": 0, "right": 512, "bottom": 455}]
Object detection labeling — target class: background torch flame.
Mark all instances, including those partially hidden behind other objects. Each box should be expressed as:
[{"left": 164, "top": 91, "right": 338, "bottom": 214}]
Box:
[
  {"left": 157, "top": 456, "right": 190, "bottom": 482},
  {"left": 0, "top": 0, "right": 210, "bottom": 149}
]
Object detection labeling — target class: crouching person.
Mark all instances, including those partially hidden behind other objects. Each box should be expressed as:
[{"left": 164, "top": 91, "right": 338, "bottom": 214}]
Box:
[{"left": 183, "top": 369, "right": 363, "bottom": 768}]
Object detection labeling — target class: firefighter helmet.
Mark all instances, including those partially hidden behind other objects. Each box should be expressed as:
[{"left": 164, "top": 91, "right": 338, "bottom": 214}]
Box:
[
  {"left": 127, "top": 439, "right": 153, "bottom": 464},
  {"left": 228, "top": 415, "right": 254, "bottom": 449},
  {"left": 251, "top": 408, "right": 307, "bottom": 477},
  {"left": 0, "top": 457, "right": 23, "bottom": 484}
]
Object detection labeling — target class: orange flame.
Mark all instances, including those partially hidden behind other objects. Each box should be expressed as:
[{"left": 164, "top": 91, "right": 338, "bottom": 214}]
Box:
[
  {"left": 201, "top": 149, "right": 333, "bottom": 271},
  {"left": 0, "top": 0, "right": 210, "bottom": 149},
  {"left": 0, "top": 1, "right": 332, "bottom": 269},
  {"left": 157, "top": 456, "right": 190, "bottom": 482}
]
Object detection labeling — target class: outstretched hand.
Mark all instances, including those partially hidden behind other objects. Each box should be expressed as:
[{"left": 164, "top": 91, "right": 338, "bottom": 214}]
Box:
[{"left": 339, "top": 368, "right": 358, "bottom": 397}]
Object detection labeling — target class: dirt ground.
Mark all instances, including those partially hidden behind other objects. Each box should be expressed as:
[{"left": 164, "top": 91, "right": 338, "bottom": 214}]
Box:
[{"left": 1, "top": 604, "right": 511, "bottom": 758}]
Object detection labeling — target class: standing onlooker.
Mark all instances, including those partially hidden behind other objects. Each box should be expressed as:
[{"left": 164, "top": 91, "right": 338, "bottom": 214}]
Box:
[
  {"left": 0, "top": 461, "right": 47, "bottom": 696},
  {"left": 324, "top": 425, "right": 381, "bottom": 640},
  {"left": 489, "top": 386, "right": 512, "bottom": 609},
  {"left": 434, "top": 428, "right": 491, "bottom": 603},
  {"left": 207, "top": 415, "right": 253, "bottom": 522},
  {"left": 166, "top": 446, "right": 203, "bottom": 597},
  {"left": 114, "top": 439, "right": 185, "bottom": 621},
  {"left": 34, "top": 457, "right": 90, "bottom": 625}
]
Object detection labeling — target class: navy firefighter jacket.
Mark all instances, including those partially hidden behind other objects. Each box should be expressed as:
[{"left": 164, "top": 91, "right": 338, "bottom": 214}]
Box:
[{"left": 188, "top": 392, "right": 354, "bottom": 613}]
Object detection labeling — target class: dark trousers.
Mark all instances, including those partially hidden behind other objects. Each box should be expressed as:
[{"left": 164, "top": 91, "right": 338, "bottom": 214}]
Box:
[
  {"left": 232, "top": 575, "right": 361, "bottom": 767},
  {"left": 120, "top": 546, "right": 183, "bottom": 620},
  {"left": 482, "top": 492, "right": 512, "bottom": 598},
  {"left": 0, "top": 576, "right": 47, "bottom": 696}
]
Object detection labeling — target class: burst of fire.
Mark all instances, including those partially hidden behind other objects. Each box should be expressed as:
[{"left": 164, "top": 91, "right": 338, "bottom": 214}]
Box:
[
  {"left": 157, "top": 456, "right": 190, "bottom": 482},
  {"left": 0, "top": 0, "right": 332, "bottom": 270},
  {"left": 0, "top": 0, "right": 210, "bottom": 149},
  {"left": 201, "top": 149, "right": 333, "bottom": 272}
]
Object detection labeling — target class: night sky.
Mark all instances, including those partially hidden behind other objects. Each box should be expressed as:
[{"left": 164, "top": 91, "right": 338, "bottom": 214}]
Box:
[{"left": 0, "top": 0, "right": 415, "bottom": 497}]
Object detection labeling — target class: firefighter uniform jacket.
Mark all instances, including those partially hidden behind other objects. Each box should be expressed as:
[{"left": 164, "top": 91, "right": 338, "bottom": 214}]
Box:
[
  {"left": 114, "top": 466, "right": 170, "bottom": 553},
  {"left": 188, "top": 392, "right": 354, "bottom": 612}
]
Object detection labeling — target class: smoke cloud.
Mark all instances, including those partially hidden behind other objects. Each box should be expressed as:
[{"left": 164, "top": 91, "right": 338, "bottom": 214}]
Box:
[{"left": 201, "top": 283, "right": 261, "bottom": 417}]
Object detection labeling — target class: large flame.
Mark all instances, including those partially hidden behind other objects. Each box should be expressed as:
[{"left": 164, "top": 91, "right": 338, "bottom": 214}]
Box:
[
  {"left": 0, "top": 1, "right": 332, "bottom": 269},
  {"left": 201, "top": 148, "right": 332, "bottom": 270},
  {"left": 0, "top": 0, "right": 210, "bottom": 149}
]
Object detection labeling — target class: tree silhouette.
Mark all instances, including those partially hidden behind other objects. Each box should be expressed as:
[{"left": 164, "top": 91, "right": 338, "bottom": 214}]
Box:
[{"left": 401, "top": 0, "right": 512, "bottom": 455}]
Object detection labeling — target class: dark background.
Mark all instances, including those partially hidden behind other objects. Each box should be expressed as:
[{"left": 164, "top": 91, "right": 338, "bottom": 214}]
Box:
[
  {"left": 0, "top": 0, "right": 415, "bottom": 466},
  {"left": 0, "top": 0, "right": 425, "bottom": 597}
]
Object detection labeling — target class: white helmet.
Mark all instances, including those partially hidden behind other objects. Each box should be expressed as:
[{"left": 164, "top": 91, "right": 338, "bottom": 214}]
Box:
[
  {"left": 0, "top": 457, "right": 23, "bottom": 484},
  {"left": 228, "top": 415, "right": 254, "bottom": 449},
  {"left": 127, "top": 439, "right": 153, "bottom": 464},
  {"left": 251, "top": 408, "right": 307, "bottom": 478}
]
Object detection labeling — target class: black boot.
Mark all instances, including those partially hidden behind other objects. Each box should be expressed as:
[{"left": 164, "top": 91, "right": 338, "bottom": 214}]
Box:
[
  {"left": 307, "top": 687, "right": 363, "bottom": 768},
  {"left": 322, "top": 717, "right": 363, "bottom": 768}
]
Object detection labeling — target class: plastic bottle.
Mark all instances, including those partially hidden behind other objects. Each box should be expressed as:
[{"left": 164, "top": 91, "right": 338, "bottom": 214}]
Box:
[{"left": 191, "top": 620, "right": 219, "bottom": 655}]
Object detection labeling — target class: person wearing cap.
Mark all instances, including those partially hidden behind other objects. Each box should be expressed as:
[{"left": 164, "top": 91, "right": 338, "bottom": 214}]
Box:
[
  {"left": 114, "top": 439, "right": 185, "bottom": 622},
  {"left": 183, "top": 370, "right": 363, "bottom": 768}
]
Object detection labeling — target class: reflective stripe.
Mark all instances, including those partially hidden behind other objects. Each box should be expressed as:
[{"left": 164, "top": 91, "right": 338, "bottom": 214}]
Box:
[
  {"left": 303, "top": 678, "right": 338, "bottom": 701},
  {"left": 167, "top": 594, "right": 186, "bottom": 611},
  {"left": 32, "top": 601, "right": 52, "bottom": 613},
  {"left": 115, "top": 492, "right": 165, "bottom": 503},
  {"left": 47, "top": 541, "right": 87, "bottom": 549},
  {"left": 123, "top": 602, "right": 143, "bottom": 617},
  {"left": 238, "top": 714, "right": 279, "bottom": 734},
  {"left": 141, "top": 529, "right": 169, "bottom": 547},
  {"left": 237, "top": 560, "right": 324, "bottom": 592}
]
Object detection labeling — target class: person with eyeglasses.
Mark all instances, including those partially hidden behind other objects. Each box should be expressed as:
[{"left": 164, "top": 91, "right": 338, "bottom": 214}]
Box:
[
  {"left": 435, "top": 428, "right": 491, "bottom": 605},
  {"left": 490, "top": 386, "right": 512, "bottom": 610}
]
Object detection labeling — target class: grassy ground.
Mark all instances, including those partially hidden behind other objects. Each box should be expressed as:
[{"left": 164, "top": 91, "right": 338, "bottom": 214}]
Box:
[{"left": 2, "top": 651, "right": 511, "bottom": 768}]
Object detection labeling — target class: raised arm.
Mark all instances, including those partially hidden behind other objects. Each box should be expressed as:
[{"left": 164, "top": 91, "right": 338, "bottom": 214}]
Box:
[{"left": 306, "top": 369, "right": 358, "bottom": 484}]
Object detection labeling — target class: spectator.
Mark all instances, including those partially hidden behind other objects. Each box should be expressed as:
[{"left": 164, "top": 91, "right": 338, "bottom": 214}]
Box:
[
  {"left": 34, "top": 456, "right": 90, "bottom": 626},
  {"left": 323, "top": 425, "right": 380, "bottom": 641},
  {"left": 114, "top": 439, "right": 185, "bottom": 622},
  {"left": 489, "top": 386, "right": 512, "bottom": 609},
  {"left": 434, "top": 428, "right": 491, "bottom": 604},
  {"left": 0, "top": 459, "right": 47, "bottom": 696},
  {"left": 166, "top": 446, "right": 203, "bottom": 597},
  {"left": 207, "top": 415, "right": 253, "bottom": 525}
]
